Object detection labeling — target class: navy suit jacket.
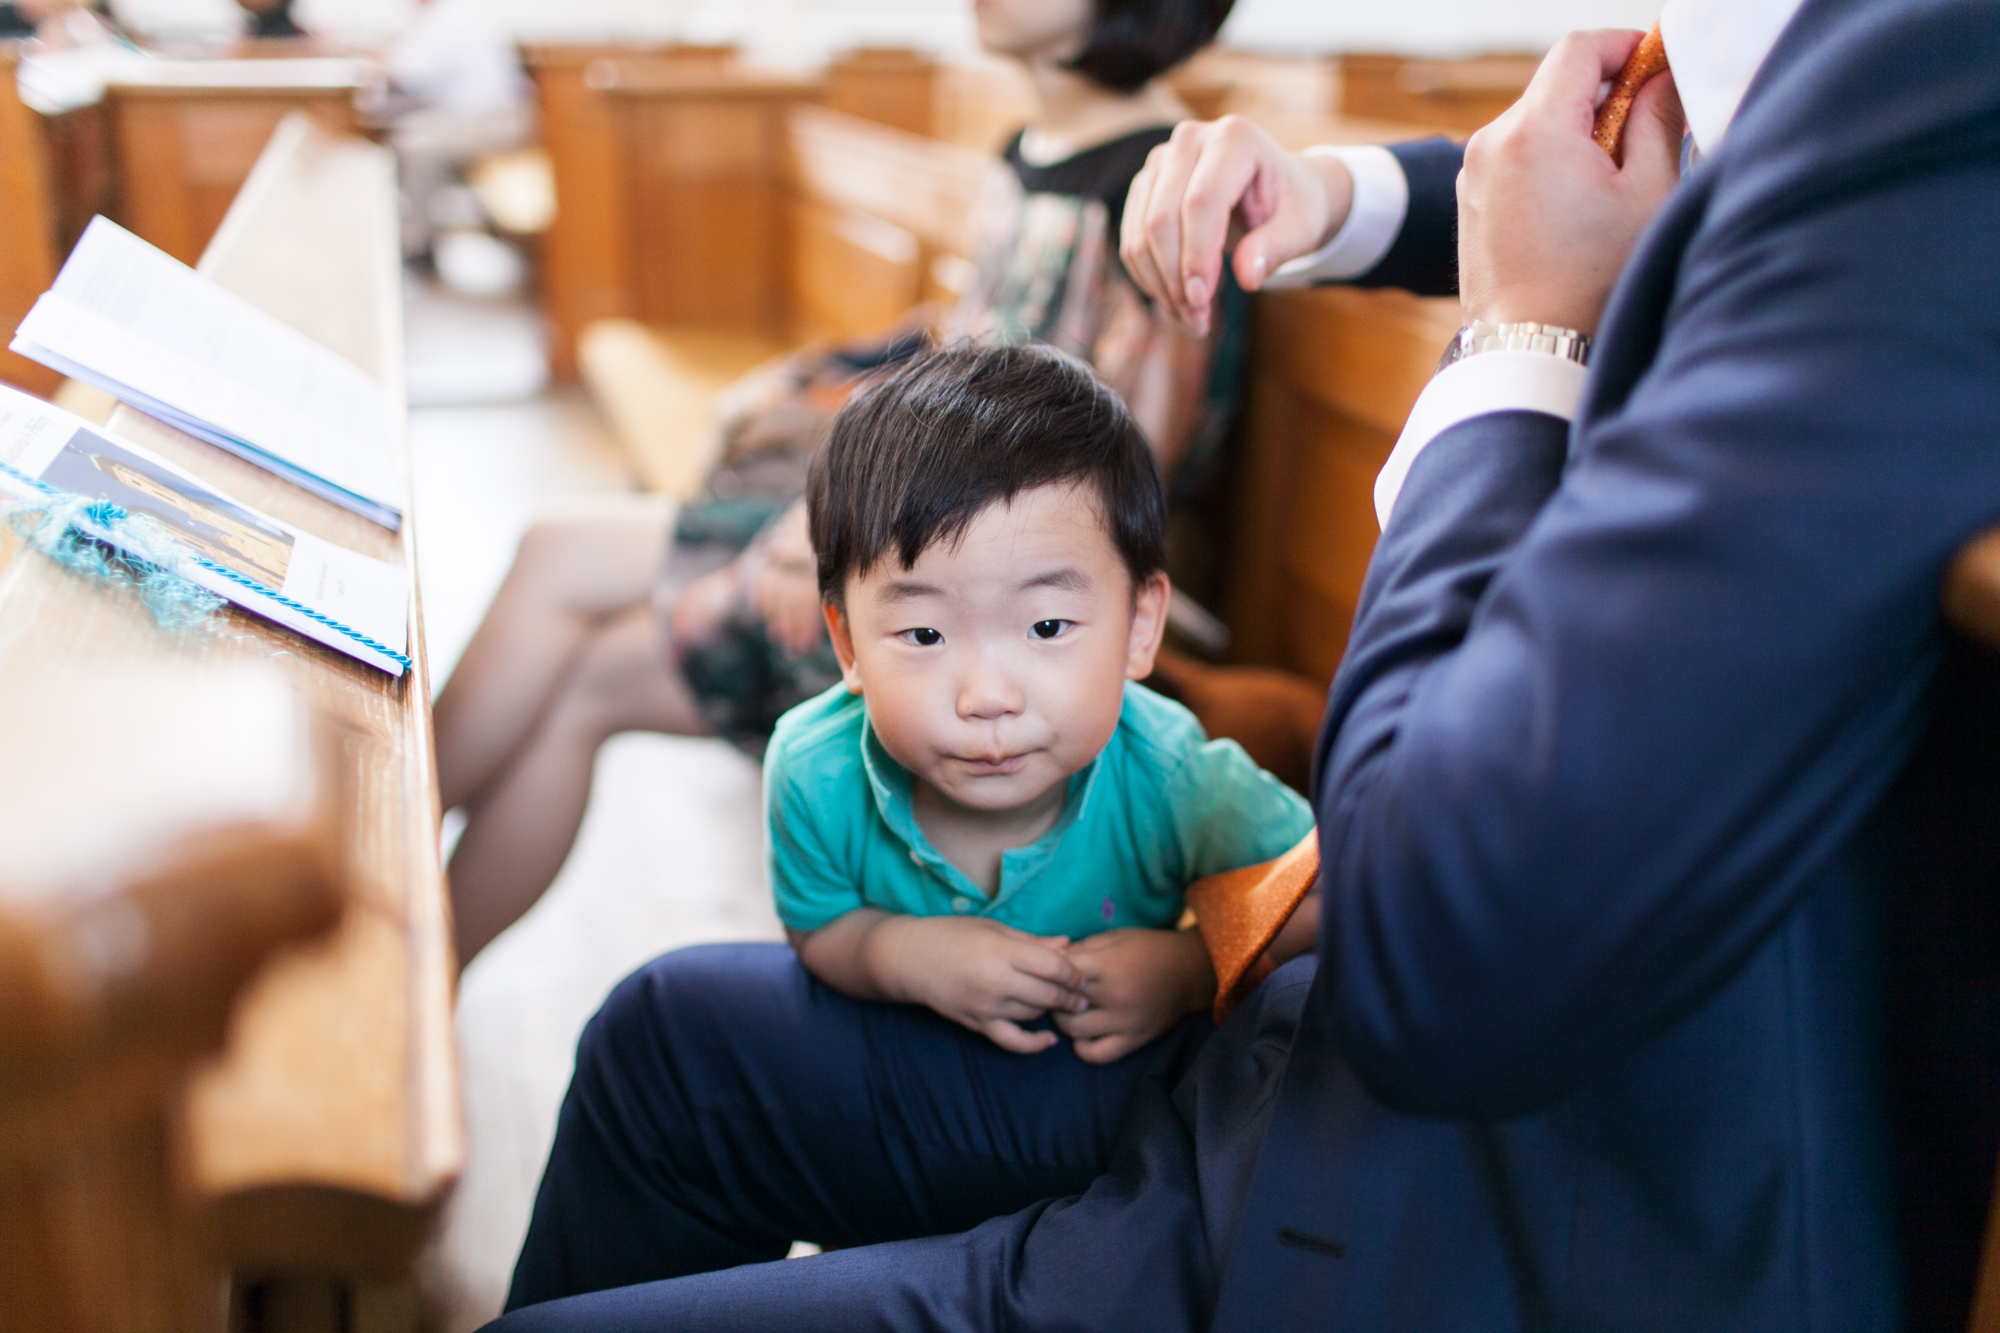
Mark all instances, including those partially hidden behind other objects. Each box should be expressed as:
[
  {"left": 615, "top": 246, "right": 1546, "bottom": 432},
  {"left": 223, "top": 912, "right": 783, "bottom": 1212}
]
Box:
[{"left": 1211, "top": 0, "right": 2000, "bottom": 1328}]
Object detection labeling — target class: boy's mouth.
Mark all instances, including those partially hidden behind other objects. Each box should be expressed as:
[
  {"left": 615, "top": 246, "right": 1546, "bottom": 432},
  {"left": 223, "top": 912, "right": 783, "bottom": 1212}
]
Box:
[{"left": 954, "top": 752, "right": 1028, "bottom": 776}]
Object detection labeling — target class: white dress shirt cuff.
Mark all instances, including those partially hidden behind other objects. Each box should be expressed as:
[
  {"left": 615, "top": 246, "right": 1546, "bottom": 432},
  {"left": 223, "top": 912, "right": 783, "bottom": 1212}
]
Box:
[
  {"left": 1263, "top": 145, "right": 1410, "bottom": 288},
  {"left": 1375, "top": 351, "right": 1589, "bottom": 528}
]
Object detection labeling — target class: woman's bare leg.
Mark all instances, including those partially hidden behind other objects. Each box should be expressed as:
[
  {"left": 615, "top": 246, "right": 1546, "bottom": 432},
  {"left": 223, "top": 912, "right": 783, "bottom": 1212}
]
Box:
[
  {"left": 449, "top": 598, "right": 710, "bottom": 965},
  {"left": 434, "top": 496, "right": 674, "bottom": 811}
]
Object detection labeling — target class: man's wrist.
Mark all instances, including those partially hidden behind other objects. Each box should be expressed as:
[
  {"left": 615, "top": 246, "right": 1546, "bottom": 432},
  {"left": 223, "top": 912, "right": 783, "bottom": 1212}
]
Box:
[
  {"left": 1303, "top": 153, "right": 1357, "bottom": 256},
  {"left": 1266, "top": 144, "right": 1410, "bottom": 289},
  {"left": 1435, "top": 321, "right": 1592, "bottom": 376}
]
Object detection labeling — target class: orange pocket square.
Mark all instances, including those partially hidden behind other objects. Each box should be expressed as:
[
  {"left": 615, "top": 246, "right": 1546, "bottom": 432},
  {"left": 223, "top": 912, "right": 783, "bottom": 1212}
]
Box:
[{"left": 1186, "top": 830, "right": 1320, "bottom": 1023}]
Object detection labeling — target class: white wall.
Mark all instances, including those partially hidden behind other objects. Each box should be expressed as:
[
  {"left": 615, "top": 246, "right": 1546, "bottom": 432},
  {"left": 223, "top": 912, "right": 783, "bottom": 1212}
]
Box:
[
  {"left": 1222, "top": 0, "right": 1663, "bottom": 57},
  {"left": 286, "top": 0, "right": 1664, "bottom": 63}
]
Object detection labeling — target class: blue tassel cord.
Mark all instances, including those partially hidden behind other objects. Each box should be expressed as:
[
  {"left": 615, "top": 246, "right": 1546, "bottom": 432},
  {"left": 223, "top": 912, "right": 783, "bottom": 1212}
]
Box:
[
  {"left": 0, "top": 454, "right": 411, "bottom": 671},
  {"left": 3, "top": 493, "right": 225, "bottom": 633}
]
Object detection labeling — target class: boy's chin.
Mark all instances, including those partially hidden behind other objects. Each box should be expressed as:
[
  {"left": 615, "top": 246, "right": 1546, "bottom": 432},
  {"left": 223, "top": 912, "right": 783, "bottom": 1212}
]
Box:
[{"left": 922, "top": 767, "right": 1066, "bottom": 816}]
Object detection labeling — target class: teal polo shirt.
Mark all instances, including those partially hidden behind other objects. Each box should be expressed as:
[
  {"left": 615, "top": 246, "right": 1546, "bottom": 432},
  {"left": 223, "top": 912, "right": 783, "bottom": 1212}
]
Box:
[{"left": 765, "top": 680, "right": 1314, "bottom": 939}]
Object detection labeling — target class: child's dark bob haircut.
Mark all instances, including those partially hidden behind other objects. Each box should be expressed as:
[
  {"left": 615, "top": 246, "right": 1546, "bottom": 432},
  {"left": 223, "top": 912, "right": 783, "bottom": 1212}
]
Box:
[{"left": 807, "top": 342, "right": 1166, "bottom": 607}]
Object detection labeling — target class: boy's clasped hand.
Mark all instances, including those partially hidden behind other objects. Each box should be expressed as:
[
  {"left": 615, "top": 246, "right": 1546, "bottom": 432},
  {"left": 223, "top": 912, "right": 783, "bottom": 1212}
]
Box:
[{"left": 803, "top": 910, "right": 1213, "bottom": 1062}]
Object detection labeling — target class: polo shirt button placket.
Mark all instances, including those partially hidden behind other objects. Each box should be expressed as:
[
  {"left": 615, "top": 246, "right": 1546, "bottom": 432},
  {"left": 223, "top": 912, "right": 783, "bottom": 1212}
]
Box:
[{"left": 951, "top": 896, "right": 972, "bottom": 913}]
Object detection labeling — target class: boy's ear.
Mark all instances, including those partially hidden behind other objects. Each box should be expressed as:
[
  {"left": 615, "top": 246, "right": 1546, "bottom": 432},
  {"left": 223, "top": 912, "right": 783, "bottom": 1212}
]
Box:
[
  {"left": 824, "top": 601, "right": 864, "bottom": 693},
  {"left": 1124, "top": 571, "right": 1171, "bottom": 681}
]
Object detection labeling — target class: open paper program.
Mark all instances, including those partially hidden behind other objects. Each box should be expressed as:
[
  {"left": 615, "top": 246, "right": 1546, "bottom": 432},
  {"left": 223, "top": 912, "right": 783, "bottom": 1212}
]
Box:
[{"left": 10, "top": 217, "right": 406, "bottom": 529}]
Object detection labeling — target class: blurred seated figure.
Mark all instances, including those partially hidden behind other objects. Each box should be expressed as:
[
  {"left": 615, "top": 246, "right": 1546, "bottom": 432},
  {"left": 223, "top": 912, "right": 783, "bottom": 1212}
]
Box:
[
  {"left": 235, "top": 0, "right": 298, "bottom": 38},
  {"left": 375, "top": 0, "right": 530, "bottom": 258},
  {"left": 434, "top": 0, "right": 1242, "bottom": 967}
]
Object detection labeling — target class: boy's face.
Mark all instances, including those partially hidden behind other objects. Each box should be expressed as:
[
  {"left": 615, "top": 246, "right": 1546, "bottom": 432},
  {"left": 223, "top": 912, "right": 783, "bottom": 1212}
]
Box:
[{"left": 825, "top": 482, "right": 1169, "bottom": 817}]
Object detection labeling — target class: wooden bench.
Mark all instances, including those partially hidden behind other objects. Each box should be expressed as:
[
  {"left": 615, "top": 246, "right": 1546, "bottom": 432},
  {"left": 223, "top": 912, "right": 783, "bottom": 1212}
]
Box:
[
  {"left": 104, "top": 58, "right": 366, "bottom": 267},
  {"left": 1337, "top": 52, "right": 1540, "bottom": 136},
  {"left": 524, "top": 47, "right": 825, "bottom": 380},
  {"left": 0, "top": 112, "right": 458, "bottom": 1330},
  {"left": 0, "top": 50, "right": 62, "bottom": 396}
]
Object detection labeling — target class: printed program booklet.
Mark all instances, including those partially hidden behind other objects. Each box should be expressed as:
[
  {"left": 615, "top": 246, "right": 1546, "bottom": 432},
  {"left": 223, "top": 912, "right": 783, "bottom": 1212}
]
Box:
[
  {"left": 10, "top": 216, "right": 406, "bottom": 529},
  {"left": 0, "top": 384, "right": 410, "bottom": 675}
]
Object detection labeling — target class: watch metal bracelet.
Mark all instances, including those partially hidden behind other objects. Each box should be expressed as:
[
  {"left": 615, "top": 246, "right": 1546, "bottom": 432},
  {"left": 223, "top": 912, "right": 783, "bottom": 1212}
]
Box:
[{"left": 1435, "top": 321, "right": 1592, "bottom": 376}]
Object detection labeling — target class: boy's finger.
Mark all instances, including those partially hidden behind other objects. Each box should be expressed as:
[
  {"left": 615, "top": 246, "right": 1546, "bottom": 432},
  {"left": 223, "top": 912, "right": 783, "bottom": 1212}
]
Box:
[
  {"left": 1071, "top": 1033, "right": 1133, "bottom": 1066},
  {"left": 1005, "top": 972, "right": 1087, "bottom": 1015},
  {"left": 1052, "top": 1006, "right": 1119, "bottom": 1041},
  {"left": 983, "top": 1019, "right": 1058, "bottom": 1055},
  {"left": 1010, "top": 943, "right": 1085, "bottom": 991}
]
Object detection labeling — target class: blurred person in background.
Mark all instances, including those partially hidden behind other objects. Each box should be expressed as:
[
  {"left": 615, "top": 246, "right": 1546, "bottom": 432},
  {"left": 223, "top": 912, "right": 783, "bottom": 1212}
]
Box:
[
  {"left": 376, "top": 0, "right": 531, "bottom": 259},
  {"left": 235, "top": 0, "right": 300, "bottom": 38},
  {"left": 434, "top": 0, "right": 1246, "bottom": 968}
]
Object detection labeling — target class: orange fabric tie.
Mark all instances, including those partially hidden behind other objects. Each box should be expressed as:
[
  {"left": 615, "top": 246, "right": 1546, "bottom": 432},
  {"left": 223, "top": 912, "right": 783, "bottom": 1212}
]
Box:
[
  {"left": 1592, "top": 24, "right": 1671, "bottom": 165},
  {"left": 1187, "top": 830, "right": 1319, "bottom": 1023}
]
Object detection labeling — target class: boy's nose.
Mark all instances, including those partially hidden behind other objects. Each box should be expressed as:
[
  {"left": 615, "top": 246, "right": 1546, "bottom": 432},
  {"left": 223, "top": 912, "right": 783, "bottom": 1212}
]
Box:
[{"left": 955, "top": 658, "right": 1023, "bottom": 722}]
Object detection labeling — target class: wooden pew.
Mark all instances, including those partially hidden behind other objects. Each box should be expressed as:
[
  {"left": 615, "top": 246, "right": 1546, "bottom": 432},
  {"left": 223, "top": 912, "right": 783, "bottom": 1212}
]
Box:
[
  {"left": 525, "top": 47, "right": 823, "bottom": 378},
  {"left": 574, "top": 106, "right": 987, "bottom": 496},
  {"left": 0, "top": 50, "right": 63, "bottom": 395},
  {"left": 0, "top": 666, "right": 343, "bottom": 1333},
  {"left": 1225, "top": 285, "right": 1461, "bottom": 684},
  {"left": 105, "top": 58, "right": 365, "bottom": 266},
  {"left": 788, "top": 105, "right": 988, "bottom": 341},
  {"left": 1337, "top": 52, "right": 1540, "bottom": 136},
  {"left": 0, "top": 113, "right": 459, "bottom": 1326},
  {"left": 824, "top": 46, "right": 938, "bottom": 138}
]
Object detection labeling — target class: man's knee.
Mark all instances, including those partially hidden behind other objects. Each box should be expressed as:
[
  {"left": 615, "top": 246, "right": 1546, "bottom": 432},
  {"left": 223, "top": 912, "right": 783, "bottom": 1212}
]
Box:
[{"left": 573, "top": 943, "right": 806, "bottom": 1091}]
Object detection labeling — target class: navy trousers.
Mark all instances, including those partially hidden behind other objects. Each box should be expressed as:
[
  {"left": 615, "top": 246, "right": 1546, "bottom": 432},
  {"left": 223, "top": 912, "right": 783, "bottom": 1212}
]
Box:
[{"left": 490, "top": 943, "right": 1313, "bottom": 1332}]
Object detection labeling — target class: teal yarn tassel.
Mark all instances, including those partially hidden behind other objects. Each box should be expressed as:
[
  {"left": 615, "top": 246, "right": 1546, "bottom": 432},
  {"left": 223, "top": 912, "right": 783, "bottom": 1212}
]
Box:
[{"left": 3, "top": 493, "right": 226, "bottom": 633}]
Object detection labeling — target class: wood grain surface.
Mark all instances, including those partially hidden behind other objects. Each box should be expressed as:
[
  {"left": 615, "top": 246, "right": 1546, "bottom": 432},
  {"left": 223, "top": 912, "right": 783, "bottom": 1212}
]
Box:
[{"left": 0, "top": 112, "right": 459, "bottom": 1282}]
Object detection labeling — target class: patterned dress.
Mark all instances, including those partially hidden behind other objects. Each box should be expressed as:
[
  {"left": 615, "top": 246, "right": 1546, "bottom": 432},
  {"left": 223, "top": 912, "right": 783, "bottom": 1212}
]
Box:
[{"left": 673, "top": 125, "right": 1248, "bottom": 753}]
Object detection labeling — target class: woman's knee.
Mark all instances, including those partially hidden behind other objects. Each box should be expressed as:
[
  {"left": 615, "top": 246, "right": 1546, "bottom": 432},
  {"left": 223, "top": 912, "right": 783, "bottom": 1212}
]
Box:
[{"left": 507, "top": 500, "right": 673, "bottom": 613}]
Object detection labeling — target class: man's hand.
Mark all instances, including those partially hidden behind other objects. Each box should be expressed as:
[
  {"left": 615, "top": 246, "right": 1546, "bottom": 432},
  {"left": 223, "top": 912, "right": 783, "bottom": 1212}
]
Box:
[
  {"left": 1054, "top": 928, "right": 1216, "bottom": 1065},
  {"left": 792, "top": 911, "right": 1086, "bottom": 1055},
  {"left": 1458, "top": 30, "right": 1685, "bottom": 335},
  {"left": 1120, "top": 116, "right": 1357, "bottom": 335}
]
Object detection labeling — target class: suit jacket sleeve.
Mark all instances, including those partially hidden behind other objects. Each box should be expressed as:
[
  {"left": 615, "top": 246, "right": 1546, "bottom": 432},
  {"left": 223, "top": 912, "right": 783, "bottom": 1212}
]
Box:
[
  {"left": 1350, "top": 137, "right": 1464, "bottom": 298},
  {"left": 1308, "top": 130, "right": 2000, "bottom": 1121}
]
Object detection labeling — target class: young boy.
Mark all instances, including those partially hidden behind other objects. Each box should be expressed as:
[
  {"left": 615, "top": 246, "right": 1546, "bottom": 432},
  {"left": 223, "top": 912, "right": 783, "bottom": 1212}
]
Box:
[{"left": 767, "top": 342, "right": 1313, "bottom": 1065}]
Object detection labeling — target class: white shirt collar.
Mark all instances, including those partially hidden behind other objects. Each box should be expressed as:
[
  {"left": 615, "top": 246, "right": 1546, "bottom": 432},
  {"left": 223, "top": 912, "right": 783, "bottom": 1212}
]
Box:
[{"left": 1657, "top": 0, "right": 1809, "bottom": 155}]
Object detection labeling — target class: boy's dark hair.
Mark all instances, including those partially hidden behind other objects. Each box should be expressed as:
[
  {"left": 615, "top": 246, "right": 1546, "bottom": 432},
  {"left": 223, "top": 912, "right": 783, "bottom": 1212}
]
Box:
[
  {"left": 1067, "top": 0, "right": 1235, "bottom": 94},
  {"left": 808, "top": 343, "right": 1166, "bottom": 606}
]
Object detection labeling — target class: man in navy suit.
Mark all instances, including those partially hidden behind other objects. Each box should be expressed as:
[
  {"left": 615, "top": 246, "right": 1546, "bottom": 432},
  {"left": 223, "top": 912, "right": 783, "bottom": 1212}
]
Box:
[{"left": 488, "top": 0, "right": 2000, "bottom": 1327}]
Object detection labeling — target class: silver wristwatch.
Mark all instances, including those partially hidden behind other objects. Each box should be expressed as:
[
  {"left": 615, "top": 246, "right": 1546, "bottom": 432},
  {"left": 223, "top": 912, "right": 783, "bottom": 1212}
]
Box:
[{"left": 1435, "top": 321, "right": 1592, "bottom": 376}]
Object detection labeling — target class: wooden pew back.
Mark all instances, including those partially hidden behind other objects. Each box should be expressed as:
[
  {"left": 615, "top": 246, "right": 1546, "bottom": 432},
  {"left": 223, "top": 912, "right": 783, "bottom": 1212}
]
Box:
[
  {"left": 787, "top": 105, "right": 989, "bottom": 343},
  {"left": 1227, "top": 286, "right": 1461, "bottom": 684},
  {"left": 105, "top": 58, "right": 364, "bottom": 267},
  {"left": 0, "top": 52, "right": 61, "bottom": 395},
  {"left": 526, "top": 47, "right": 824, "bottom": 376},
  {"left": 1338, "top": 52, "right": 1540, "bottom": 136}
]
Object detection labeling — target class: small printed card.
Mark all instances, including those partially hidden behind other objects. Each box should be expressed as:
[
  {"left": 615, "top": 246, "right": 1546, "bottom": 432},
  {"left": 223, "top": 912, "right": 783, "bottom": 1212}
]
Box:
[{"left": 0, "top": 384, "right": 410, "bottom": 675}]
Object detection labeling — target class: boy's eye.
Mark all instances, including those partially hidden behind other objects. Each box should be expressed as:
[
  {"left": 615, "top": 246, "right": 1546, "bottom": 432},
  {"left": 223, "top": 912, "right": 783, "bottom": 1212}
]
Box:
[
  {"left": 1031, "top": 619, "right": 1071, "bottom": 640},
  {"left": 901, "top": 627, "right": 944, "bottom": 647}
]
